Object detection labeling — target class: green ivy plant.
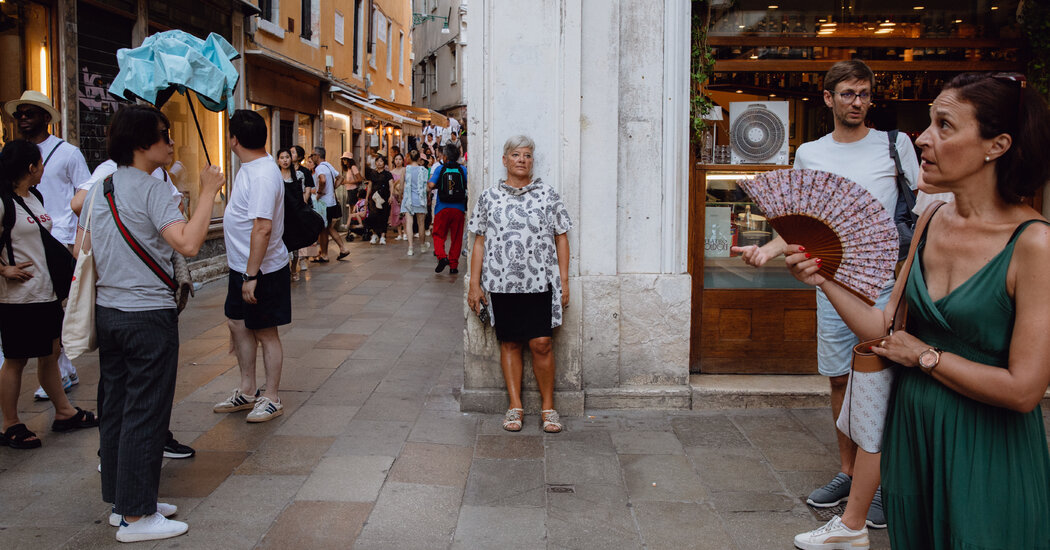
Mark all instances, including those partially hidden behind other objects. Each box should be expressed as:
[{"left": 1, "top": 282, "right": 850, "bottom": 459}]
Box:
[
  {"left": 1020, "top": 0, "right": 1050, "bottom": 99},
  {"left": 691, "top": 0, "right": 718, "bottom": 141}
]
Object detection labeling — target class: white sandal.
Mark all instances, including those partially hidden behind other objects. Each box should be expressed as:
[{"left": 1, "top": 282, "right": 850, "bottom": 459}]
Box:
[
  {"left": 502, "top": 408, "right": 524, "bottom": 432},
  {"left": 541, "top": 409, "right": 562, "bottom": 433}
]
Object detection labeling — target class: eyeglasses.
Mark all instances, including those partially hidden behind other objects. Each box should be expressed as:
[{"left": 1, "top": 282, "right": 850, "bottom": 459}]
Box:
[{"left": 831, "top": 91, "right": 872, "bottom": 104}]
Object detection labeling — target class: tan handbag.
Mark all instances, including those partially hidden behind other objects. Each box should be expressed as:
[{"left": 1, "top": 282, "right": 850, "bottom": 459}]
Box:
[
  {"left": 836, "top": 200, "right": 945, "bottom": 453},
  {"left": 62, "top": 189, "right": 100, "bottom": 359}
]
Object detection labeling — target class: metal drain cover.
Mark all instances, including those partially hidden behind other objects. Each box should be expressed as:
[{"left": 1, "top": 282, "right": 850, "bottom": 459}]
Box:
[{"left": 547, "top": 484, "right": 576, "bottom": 494}]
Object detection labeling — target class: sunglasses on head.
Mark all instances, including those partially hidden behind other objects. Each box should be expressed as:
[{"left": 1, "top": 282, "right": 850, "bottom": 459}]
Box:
[{"left": 990, "top": 72, "right": 1026, "bottom": 119}]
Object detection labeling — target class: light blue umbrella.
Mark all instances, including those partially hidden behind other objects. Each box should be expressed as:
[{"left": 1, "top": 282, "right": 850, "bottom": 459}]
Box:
[{"left": 109, "top": 30, "right": 240, "bottom": 164}]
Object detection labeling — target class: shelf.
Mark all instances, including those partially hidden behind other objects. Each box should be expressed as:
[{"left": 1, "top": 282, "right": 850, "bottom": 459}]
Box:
[
  {"left": 708, "top": 36, "right": 1019, "bottom": 49},
  {"left": 713, "top": 59, "right": 1024, "bottom": 72}
]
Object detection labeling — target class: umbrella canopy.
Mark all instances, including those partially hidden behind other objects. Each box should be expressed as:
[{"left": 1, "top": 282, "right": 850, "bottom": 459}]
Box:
[{"left": 109, "top": 30, "right": 240, "bottom": 114}]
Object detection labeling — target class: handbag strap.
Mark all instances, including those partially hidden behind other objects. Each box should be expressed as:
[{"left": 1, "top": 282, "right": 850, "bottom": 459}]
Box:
[
  {"left": 102, "top": 175, "right": 176, "bottom": 291},
  {"left": 75, "top": 183, "right": 101, "bottom": 253},
  {"left": 10, "top": 192, "right": 57, "bottom": 252},
  {"left": 885, "top": 200, "right": 947, "bottom": 332}
]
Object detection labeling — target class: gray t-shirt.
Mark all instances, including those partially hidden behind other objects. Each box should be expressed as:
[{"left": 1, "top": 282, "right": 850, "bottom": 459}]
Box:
[{"left": 80, "top": 166, "right": 185, "bottom": 311}]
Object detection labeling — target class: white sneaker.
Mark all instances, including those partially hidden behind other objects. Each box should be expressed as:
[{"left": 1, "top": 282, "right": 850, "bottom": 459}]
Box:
[
  {"left": 407, "top": 248, "right": 414, "bottom": 256},
  {"left": 370, "top": 235, "right": 378, "bottom": 244},
  {"left": 33, "top": 385, "right": 48, "bottom": 400},
  {"left": 422, "top": 241, "right": 431, "bottom": 251},
  {"left": 115, "top": 512, "right": 188, "bottom": 543},
  {"left": 246, "top": 396, "right": 283, "bottom": 423},
  {"left": 794, "top": 516, "right": 869, "bottom": 550},
  {"left": 379, "top": 236, "right": 387, "bottom": 245},
  {"left": 109, "top": 503, "right": 177, "bottom": 527},
  {"left": 213, "top": 389, "right": 257, "bottom": 413}
]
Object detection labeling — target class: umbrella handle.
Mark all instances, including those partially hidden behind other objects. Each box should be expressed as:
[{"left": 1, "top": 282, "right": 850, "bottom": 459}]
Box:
[{"left": 186, "top": 93, "right": 212, "bottom": 166}]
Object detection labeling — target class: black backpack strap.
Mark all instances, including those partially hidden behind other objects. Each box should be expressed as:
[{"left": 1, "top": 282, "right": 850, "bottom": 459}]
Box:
[
  {"left": 103, "top": 175, "right": 177, "bottom": 291},
  {"left": 888, "top": 130, "right": 917, "bottom": 220},
  {"left": 0, "top": 193, "right": 15, "bottom": 265}
]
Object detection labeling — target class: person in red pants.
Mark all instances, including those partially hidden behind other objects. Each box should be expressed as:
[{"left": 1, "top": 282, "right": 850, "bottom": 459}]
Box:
[{"left": 428, "top": 144, "right": 468, "bottom": 274}]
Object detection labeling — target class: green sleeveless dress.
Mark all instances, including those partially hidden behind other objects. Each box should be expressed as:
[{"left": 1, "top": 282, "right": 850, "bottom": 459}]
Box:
[{"left": 881, "top": 217, "right": 1050, "bottom": 550}]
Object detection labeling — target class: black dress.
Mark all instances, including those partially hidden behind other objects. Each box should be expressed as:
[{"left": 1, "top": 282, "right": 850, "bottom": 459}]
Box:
[{"left": 365, "top": 168, "right": 393, "bottom": 236}]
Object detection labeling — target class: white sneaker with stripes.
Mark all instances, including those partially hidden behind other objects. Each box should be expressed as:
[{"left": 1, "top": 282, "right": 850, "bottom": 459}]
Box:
[{"left": 247, "top": 396, "right": 283, "bottom": 423}]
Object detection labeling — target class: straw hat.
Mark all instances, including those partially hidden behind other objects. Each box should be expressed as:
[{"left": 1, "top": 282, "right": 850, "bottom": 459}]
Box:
[
  {"left": 340, "top": 151, "right": 353, "bottom": 160},
  {"left": 4, "top": 90, "right": 60, "bottom": 121}
]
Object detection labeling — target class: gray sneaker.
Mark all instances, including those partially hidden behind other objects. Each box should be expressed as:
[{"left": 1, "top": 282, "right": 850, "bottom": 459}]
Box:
[
  {"left": 866, "top": 486, "right": 886, "bottom": 529},
  {"left": 807, "top": 472, "right": 852, "bottom": 508}
]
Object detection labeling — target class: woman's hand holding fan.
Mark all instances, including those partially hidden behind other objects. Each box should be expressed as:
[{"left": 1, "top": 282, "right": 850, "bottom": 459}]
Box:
[
  {"left": 783, "top": 244, "right": 827, "bottom": 287},
  {"left": 737, "top": 169, "right": 899, "bottom": 305}
]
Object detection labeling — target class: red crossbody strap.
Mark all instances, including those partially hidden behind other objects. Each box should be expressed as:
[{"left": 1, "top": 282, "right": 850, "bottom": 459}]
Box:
[{"left": 103, "top": 176, "right": 176, "bottom": 291}]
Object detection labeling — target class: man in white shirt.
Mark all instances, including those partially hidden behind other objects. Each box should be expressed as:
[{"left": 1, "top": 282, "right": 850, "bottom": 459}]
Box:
[
  {"left": 732, "top": 60, "right": 919, "bottom": 539},
  {"left": 212, "top": 110, "right": 289, "bottom": 423},
  {"left": 308, "top": 146, "right": 350, "bottom": 262},
  {"left": 4, "top": 90, "right": 90, "bottom": 396}
]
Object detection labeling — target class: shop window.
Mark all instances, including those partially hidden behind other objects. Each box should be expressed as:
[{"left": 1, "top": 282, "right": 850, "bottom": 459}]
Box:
[
  {"left": 251, "top": 104, "right": 272, "bottom": 154},
  {"left": 161, "top": 93, "right": 228, "bottom": 220},
  {"left": 297, "top": 113, "right": 313, "bottom": 153}
]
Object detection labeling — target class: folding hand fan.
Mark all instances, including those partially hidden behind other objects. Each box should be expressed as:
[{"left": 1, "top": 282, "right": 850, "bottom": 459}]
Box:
[{"left": 737, "top": 169, "right": 898, "bottom": 305}]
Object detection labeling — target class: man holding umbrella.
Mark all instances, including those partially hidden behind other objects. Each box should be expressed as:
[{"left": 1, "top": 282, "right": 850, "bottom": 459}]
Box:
[{"left": 3, "top": 90, "right": 89, "bottom": 398}]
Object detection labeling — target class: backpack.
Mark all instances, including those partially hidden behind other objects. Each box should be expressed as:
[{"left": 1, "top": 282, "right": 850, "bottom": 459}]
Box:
[
  {"left": 888, "top": 130, "right": 918, "bottom": 262},
  {"left": 437, "top": 163, "right": 467, "bottom": 203},
  {"left": 282, "top": 175, "right": 325, "bottom": 250},
  {"left": 0, "top": 186, "right": 45, "bottom": 262}
]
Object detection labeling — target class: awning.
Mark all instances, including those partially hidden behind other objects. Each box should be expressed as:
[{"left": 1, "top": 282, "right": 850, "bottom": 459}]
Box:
[
  {"left": 335, "top": 92, "right": 420, "bottom": 126},
  {"left": 374, "top": 99, "right": 449, "bottom": 127}
]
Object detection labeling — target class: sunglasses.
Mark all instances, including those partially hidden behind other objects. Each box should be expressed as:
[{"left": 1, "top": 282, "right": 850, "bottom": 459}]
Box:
[
  {"left": 158, "top": 127, "right": 172, "bottom": 144},
  {"left": 12, "top": 109, "right": 44, "bottom": 120},
  {"left": 990, "top": 72, "right": 1026, "bottom": 120}
]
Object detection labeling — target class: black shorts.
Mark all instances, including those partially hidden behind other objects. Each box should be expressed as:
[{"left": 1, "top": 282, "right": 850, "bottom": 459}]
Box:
[
  {"left": 224, "top": 265, "right": 292, "bottom": 330},
  {"left": 0, "top": 300, "right": 63, "bottom": 358},
  {"left": 326, "top": 205, "right": 342, "bottom": 225},
  {"left": 489, "top": 289, "right": 553, "bottom": 342}
]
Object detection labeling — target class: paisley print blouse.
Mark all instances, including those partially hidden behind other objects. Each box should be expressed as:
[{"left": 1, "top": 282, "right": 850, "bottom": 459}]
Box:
[{"left": 467, "top": 178, "right": 573, "bottom": 327}]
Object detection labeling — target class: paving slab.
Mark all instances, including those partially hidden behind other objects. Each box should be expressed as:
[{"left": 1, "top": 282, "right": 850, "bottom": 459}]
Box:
[
  {"left": 387, "top": 442, "right": 473, "bottom": 487},
  {"left": 295, "top": 455, "right": 394, "bottom": 502},
  {"left": 463, "top": 458, "right": 546, "bottom": 508},
  {"left": 354, "top": 482, "right": 462, "bottom": 548},
  {"left": 257, "top": 501, "right": 373, "bottom": 550},
  {"left": 451, "top": 505, "right": 547, "bottom": 550}
]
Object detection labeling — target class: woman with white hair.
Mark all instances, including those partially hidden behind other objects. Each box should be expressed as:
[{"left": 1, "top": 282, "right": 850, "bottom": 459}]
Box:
[{"left": 466, "top": 135, "right": 572, "bottom": 433}]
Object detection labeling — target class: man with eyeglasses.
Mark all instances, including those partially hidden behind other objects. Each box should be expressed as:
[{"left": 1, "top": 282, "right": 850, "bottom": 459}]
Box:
[
  {"left": 3, "top": 90, "right": 91, "bottom": 399},
  {"left": 733, "top": 60, "right": 920, "bottom": 542}
]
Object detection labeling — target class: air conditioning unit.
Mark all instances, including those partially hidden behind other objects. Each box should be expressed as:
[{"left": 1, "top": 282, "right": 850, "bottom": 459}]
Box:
[{"left": 729, "top": 101, "right": 789, "bottom": 165}]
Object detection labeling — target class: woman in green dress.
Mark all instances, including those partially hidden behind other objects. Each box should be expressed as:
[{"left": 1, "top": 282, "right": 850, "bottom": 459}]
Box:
[{"left": 787, "top": 72, "right": 1050, "bottom": 549}]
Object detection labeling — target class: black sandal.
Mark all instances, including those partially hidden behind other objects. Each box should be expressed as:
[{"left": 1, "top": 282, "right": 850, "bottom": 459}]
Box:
[
  {"left": 2, "top": 423, "right": 42, "bottom": 449},
  {"left": 51, "top": 407, "right": 99, "bottom": 432}
]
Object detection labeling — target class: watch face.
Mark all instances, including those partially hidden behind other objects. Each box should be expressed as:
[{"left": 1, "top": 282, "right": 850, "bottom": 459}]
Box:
[{"left": 919, "top": 350, "right": 937, "bottom": 369}]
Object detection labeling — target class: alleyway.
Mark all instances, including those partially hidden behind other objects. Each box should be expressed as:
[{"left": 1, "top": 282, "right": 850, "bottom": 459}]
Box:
[{"left": 2, "top": 240, "right": 924, "bottom": 549}]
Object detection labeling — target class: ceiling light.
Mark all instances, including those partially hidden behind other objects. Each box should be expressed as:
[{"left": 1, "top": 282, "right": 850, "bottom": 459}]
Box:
[
  {"left": 954, "top": 19, "right": 963, "bottom": 23},
  {"left": 990, "top": 6, "right": 998, "bottom": 9},
  {"left": 735, "top": 90, "right": 743, "bottom": 94},
  {"left": 913, "top": 6, "right": 925, "bottom": 10},
  {"left": 769, "top": 94, "right": 776, "bottom": 98},
  {"left": 767, "top": 5, "right": 779, "bottom": 8},
  {"left": 750, "top": 55, "right": 759, "bottom": 59},
  {"left": 875, "top": 29, "right": 893, "bottom": 34},
  {"left": 802, "top": 97, "right": 809, "bottom": 101},
  {"left": 880, "top": 22, "right": 896, "bottom": 26},
  {"left": 739, "top": 25, "right": 746, "bottom": 28},
  {"left": 820, "top": 22, "right": 837, "bottom": 27}
]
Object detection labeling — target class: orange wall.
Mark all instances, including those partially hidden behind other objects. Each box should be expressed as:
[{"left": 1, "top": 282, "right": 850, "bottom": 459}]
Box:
[{"left": 250, "top": 0, "right": 411, "bottom": 104}]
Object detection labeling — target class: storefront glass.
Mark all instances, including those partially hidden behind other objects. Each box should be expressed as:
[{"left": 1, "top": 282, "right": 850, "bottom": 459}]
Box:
[
  {"left": 1, "top": 1, "right": 53, "bottom": 144},
  {"left": 162, "top": 92, "right": 228, "bottom": 219},
  {"left": 297, "top": 113, "right": 313, "bottom": 153}
]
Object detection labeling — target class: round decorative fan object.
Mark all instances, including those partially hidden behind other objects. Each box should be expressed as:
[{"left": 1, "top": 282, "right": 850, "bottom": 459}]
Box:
[
  {"left": 730, "top": 104, "right": 786, "bottom": 162},
  {"left": 737, "top": 169, "right": 899, "bottom": 305}
]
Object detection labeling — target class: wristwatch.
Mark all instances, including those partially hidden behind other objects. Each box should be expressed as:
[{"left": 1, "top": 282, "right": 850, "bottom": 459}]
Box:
[
  {"left": 918, "top": 348, "right": 942, "bottom": 375},
  {"left": 242, "top": 272, "right": 259, "bottom": 282}
]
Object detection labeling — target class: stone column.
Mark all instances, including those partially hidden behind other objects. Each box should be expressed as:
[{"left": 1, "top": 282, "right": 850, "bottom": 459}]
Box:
[{"left": 461, "top": 0, "right": 693, "bottom": 414}]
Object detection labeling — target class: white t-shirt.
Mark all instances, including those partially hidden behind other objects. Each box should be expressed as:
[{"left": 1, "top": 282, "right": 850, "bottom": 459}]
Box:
[
  {"left": 79, "top": 160, "right": 182, "bottom": 200},
  {"left": 36, "top": 135, "right": 91, "bottom": 245},
  {"left": 315, "top": 161, "right": 339, "bottom": 207},
  {"left": 0, "top": 193, "right": 55, "bottom": 303},
  {"left": 793, "top": 129, "right": 919, "bottom": 217},
  {"left": 223, "top": 155, "right": 288, "bottom": 274}
]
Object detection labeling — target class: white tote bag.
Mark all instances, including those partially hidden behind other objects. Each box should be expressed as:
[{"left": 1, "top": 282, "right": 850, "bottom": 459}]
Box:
[{"left": 62, "top": 190, "right": 98, "bottom": 359}]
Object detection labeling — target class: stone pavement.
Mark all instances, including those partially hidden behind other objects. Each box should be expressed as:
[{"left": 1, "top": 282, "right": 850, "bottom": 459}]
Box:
[{"left": 3, "top": 239, "right": 1048, "bottom": 549}]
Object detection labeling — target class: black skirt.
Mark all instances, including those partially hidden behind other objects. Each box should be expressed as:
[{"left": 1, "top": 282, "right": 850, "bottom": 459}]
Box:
[
  {"left": 489, "top": 289, "right": 553, "bottom": 342},
  {"left": 0, "top": 300, "right": 63, "bottom": 358}
]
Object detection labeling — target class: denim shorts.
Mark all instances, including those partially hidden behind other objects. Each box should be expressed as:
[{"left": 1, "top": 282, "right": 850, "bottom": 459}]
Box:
[{"left": 816, "top": 283, "right": 894, "bottom": 377}]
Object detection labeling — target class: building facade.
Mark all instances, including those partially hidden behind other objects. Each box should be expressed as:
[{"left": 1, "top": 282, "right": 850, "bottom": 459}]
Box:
[{"left": 411, "top": 0, "right": 466, "bottom": 124}]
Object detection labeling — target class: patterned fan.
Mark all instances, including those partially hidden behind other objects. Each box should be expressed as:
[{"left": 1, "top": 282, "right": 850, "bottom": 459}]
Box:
[{"left": 737, "top": 169, "right": 898, "bottom": 305}]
